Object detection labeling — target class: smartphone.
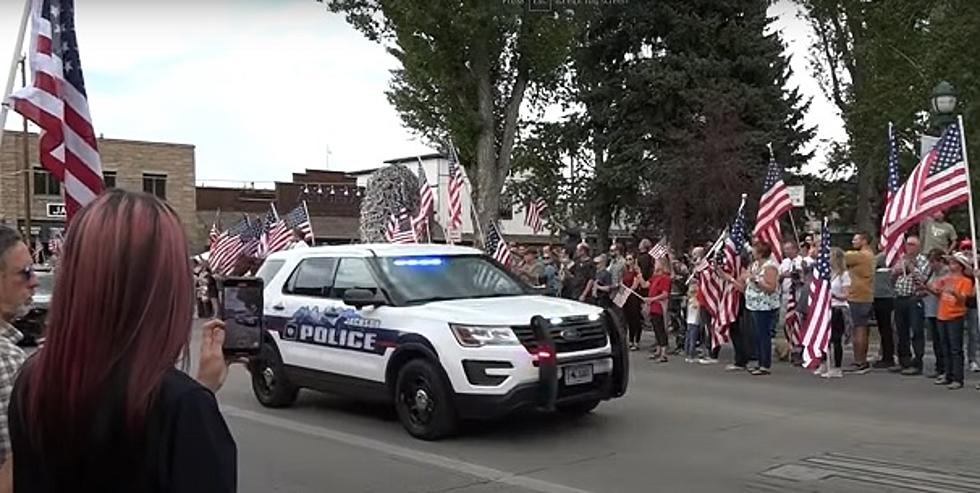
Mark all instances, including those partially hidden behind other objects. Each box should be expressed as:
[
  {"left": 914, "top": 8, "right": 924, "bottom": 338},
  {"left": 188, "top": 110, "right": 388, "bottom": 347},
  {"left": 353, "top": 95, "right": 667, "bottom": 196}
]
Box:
[{"left": 217, "top": 277, "right": 264, "bottom": 356}]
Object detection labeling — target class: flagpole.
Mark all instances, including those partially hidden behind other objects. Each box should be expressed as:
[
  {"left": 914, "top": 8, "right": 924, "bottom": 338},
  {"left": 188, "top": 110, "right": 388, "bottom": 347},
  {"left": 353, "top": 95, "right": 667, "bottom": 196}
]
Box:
[
  {"left": 956, "top": 115, "right": 980, "bottom": 325},
  {"left": 302, "top": 200, "right": 315, "bottom": 244},
  {"left": 0, "top": 0, "right": 32, "bottom": 151},
  {"left": 270, "top": 202, "right": 279, "bottom": 219}
]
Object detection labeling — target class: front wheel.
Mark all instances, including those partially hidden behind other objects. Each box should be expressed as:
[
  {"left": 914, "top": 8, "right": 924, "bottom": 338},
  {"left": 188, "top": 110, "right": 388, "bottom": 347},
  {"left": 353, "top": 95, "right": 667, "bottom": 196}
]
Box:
[
  {"left": 394, "top": 359, "right": 458, "bottom": 440},
  {"left": 251, "top": 341, "right": 299, "bottom": 408},
  {"left": 557, "top": 399, "right": 600, "bottom": 416}
]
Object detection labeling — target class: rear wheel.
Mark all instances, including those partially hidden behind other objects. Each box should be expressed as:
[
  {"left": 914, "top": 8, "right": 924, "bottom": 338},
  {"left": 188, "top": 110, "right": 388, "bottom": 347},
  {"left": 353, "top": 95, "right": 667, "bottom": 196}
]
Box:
[
  {"left": 251, "top": 341, "right": 299, "bottom": 408},
  {"left": 394, "top": 359, "right": 458, "bottom": 440},
  {"left": 557, "top": 399, "right": 600, "bottom": 416}
]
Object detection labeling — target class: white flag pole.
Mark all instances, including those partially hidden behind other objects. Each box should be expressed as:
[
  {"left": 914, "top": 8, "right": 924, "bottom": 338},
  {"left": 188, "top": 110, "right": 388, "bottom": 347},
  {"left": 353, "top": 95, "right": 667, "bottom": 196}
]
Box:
[
  {"left": 956, "top": 115, "right": 980, "bottom": 323},
  {"left": 0, "top": 0, "right": 32, "bottom": 150},
  {"left": 302, "top": 200, "right": 314, "bottom": 244}
]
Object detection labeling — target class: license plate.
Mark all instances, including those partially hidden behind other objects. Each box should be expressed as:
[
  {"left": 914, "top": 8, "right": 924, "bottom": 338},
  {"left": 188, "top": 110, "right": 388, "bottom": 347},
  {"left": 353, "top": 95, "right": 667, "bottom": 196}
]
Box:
[{"left": 564, "top": 364, "right": 593, "bottom": 386}]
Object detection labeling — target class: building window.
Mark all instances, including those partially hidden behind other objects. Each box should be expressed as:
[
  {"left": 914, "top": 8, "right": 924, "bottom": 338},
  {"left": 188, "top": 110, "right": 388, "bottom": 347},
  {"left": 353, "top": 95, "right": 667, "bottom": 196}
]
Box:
[
  {"left": 103, "top": 171, "right": 117, "bottom": 189},
  {"left": 142, "top": 173, "right": 167, "bottom": 199},
  {"left": 33, "top": 167, "right": 61, "bottom": 196}
]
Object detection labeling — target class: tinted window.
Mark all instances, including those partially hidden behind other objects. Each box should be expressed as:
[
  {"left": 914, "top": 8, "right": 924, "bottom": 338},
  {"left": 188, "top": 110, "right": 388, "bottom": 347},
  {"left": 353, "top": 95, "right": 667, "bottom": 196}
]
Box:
[
  {"left": 284, "top": 258, "right": 337, "bottom": 297},
  {"left": 331, "top": 258, "right": 379, "bottom": 299},
  {"left": 377, "top": 255, "right": 526, "bottom": 304},
  {"left": 255, "top": 259, "right": 286, "bottom": 286}
]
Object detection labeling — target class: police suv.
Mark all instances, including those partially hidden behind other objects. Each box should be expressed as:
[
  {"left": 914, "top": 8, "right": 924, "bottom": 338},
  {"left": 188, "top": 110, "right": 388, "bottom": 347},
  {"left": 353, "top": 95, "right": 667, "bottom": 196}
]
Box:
[{"left": 251, "top": 244, "right": 628, "bottom": 439}]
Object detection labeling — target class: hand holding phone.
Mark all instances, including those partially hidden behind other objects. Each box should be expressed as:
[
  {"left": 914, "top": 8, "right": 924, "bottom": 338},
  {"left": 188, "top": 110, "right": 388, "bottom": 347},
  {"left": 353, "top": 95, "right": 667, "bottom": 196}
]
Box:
[{"left": 218, "top": 277, "right": 264, "bottom": 356}]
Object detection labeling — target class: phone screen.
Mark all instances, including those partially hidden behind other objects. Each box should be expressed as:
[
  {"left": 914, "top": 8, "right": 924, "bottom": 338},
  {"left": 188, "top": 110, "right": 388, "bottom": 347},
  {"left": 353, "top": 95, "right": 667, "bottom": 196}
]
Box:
[{"left": 219, "top": 278, "right": 263, "bottom": 355}]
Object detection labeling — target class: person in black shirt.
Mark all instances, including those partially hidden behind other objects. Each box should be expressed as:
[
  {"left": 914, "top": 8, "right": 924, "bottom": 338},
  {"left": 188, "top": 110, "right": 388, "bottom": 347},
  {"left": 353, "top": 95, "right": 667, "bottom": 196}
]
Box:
[{"left": 7, "top": 190, "right": 237, "bottom": 492}]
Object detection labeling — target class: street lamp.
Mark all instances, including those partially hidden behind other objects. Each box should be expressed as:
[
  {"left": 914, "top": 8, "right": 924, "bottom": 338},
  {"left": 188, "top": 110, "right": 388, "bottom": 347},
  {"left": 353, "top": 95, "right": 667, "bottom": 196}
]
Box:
[{"left": 930, "top": 80, "right": 958, "bottom": 131}]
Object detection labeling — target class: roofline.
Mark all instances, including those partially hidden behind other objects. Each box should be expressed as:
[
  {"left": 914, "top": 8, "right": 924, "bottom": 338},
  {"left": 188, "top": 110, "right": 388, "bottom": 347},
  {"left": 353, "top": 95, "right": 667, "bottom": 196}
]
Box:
[{"left": 382, "top": 153, "right": 446, "bottom": 165}]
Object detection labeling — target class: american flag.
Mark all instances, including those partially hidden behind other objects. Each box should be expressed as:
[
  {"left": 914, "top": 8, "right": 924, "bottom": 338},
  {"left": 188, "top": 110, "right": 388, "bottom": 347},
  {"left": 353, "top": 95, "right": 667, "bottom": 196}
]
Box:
[
  {"left": 784, "top": 288, "right": 801, "bottom": 347},
  {"left": 879, "top": 123, "right": 905, "bottom": 267},
  {"left": 716, "top": 202, "right": 747, "bottom": 339},
  {"left": 280, "top": 202, "right": 314, "bottom": 244},
  {"left": 753, "top": 152, "right": 793, "bottom": 262},
  {"left": 386, "top": 208, "right": 418, "bottom": 244},
  {"left": 802, "top": 220, "right": 832, "bottom": 369},
  {"left": 49, "top": 229, "right": 63, "bottom": 256},
  {"left": 651, "top": 238, "right": 669, "bottom": 259},
  {"left": 696, "top": 256, "right": 726, "bottom": 346},
  {"left": 8, "top": 0, "right": 104, "bottom": 221},
  {"left": 209, "top": 221, "right": 220, "bottom": 250},
  {"left": 881, "top": 121, "right": 969, "bottom": 249},
  {"left": 240, "top": 217, "right": 264, "bottom": 259},
  {"left": 256, "top": 208, "right": 280, "bottom": 259},
  {"left": 485, "top": 223, "right": 513, "bottom": 266},
  {"left": 413, "top": 159, "right": 435, "bottom": 238},
  {"left": 209, "top": 217, "right": 250, "bottom": 276},
  {"left": 447, "top": 145, "right": 465, "bottom": 232},
  {"left": 524, "top": 197, "right": 548, "bottom": 233}
]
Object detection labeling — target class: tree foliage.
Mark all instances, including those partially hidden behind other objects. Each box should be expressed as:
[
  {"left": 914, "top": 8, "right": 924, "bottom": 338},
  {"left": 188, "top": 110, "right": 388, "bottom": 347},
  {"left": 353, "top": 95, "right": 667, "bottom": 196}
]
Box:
[
  {"left": 801, "top": 0, "right": 980, "bottom": 236},
  {"left": 322, "top": 0, "right": 580, "bottom": 242}
]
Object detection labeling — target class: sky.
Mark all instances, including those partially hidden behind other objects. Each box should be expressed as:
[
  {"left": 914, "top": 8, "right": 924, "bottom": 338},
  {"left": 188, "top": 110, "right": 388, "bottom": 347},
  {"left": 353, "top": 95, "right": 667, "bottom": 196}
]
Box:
[{"left": 0, "top": 0, "right": 845, "bottom": 186}]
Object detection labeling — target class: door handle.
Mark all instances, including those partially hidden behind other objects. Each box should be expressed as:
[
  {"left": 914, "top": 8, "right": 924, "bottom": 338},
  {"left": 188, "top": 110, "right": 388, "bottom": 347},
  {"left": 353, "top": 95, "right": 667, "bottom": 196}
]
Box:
[{"left": 272, "top": 303, "right": 285, "bottom": 311}]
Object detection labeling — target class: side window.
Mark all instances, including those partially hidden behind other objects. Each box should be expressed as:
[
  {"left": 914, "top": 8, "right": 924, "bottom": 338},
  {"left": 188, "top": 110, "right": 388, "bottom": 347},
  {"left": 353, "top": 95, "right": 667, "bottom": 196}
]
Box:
[
  {"left": 255, "top": 259, "right": 286, "bottom": 286},
  {"left": 331, "top": 258, "right": 379, "bottom": 299},
  {"left": 284, "top": 258, "right": 338, "bottom": 297}
]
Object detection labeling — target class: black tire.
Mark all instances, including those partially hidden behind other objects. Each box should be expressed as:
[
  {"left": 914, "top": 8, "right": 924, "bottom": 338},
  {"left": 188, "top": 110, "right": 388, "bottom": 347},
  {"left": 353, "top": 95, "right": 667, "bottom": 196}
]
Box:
[
  {"left": 251, "top": 341, "right": 299, "bottom": 408},
  {"left": 557, "top": 399, "right": 601, "bottom": 416},
  {"left": 394, "top": 359, "right": 458, "bottom": 440}
]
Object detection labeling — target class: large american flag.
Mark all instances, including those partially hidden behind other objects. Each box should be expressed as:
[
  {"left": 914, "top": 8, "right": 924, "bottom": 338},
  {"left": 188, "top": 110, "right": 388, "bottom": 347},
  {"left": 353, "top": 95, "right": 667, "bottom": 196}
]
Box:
[
  {"left": 485, "top": 223, "right": 513, "bottom": 266},
  {"left": 716, "top": 202, "right": 747, "bottom": 339},
  {"left": 879, "top": 123, "right": 905, "bottom": 267},
  {"left": 282, "top": 202, "right": 314, "bottom": 243},
  {"left": 239, "top": 217, "right": 264, "bottom": 259},
  {"left": 386, "top": 208, "right": 418, "bottom": 244},
  {"left": 696, "top": 255, "right": 726, "bottom": 347},
  {"left": 881, "top": 122, "right": 968, "bottom": 248},
  {"left": 209, "top": 217, "right": 251, "bottom": 275},
  {"left": 802, "top": 221, "right": 832, "bottom": 369},
  {"left": 413, "top": 159, "right": 434, "bottom": 238},
  {"left": 256, "top": 208, "right": 280, "bottom": 259},
  {"left": 262, "top": 204, "right": 306, "bottom": 254},
  {"left": 753, "top": 153, "right": 793, "bottom": 262},
  {"left": 784, "top": 288, "right": 801, "bottom": 347},
  {"left": 8, "top": 0, "right": 103, "bottom": 220},
  {"left": 447, "top": 145, "right": 465, "bottom": 233},
  {"left": 524, "top": 197, "right": 548, "bottom": 234}
]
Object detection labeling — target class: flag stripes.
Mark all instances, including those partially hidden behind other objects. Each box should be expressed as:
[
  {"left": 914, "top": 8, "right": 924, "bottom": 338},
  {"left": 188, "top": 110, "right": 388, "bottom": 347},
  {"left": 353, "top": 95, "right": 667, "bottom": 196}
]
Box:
[
  {"left": 753, "top": 153, "right": 793, "bottom": 262},
  {"left": 802, "top": 221, "right": 832, "bottom": 369},
  {"left": 880, "top": 122, "right": 905, "bottom": 267},
  {"left": 8, "top": 0, "right": 104, "bottom": 220},
  {"left": 524, "top": 197, "right": 548, "bottom": 234}
]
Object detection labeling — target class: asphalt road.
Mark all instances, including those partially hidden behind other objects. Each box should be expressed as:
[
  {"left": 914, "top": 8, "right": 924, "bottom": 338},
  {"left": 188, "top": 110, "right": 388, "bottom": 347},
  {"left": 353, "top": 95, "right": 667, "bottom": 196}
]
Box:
[{"left": 191, "top": 323, "right": 980, "bottom": 493}]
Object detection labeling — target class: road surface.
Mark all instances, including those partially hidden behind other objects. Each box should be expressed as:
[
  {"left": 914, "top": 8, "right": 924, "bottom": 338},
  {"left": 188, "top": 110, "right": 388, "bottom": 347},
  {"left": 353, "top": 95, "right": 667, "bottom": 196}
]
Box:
[{"left": 193, "top": 324, "right": 980, "bottom": 493}]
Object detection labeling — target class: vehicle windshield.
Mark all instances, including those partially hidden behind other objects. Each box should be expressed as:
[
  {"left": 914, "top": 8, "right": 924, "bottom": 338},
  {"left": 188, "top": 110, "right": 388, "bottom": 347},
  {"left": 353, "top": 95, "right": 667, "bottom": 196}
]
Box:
[
  {"left": 377, "top": 255, "right": 527, "bottom": 304},
  {"left": 35, "top": 272, "right": 53, "bottom": 295}
]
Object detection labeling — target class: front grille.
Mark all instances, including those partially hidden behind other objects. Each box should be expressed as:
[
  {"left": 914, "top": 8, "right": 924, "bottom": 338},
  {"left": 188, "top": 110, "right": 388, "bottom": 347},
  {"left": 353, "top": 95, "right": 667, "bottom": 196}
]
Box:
[{"left": 511, "top": 316, "right": 608, "bottom": 353}]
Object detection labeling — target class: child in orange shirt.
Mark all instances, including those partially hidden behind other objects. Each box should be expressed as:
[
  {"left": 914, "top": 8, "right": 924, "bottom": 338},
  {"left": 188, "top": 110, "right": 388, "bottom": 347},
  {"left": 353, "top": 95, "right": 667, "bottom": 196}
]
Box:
[{"left": 928, "top": 252, "right": 975, "bottom": 389}]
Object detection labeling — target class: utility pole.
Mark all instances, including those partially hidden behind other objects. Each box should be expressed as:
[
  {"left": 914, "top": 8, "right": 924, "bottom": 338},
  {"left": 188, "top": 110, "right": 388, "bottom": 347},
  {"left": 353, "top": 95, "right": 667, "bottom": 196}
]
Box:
[{"left": 19, "top": 56, "right": 32, "bottom": 243}]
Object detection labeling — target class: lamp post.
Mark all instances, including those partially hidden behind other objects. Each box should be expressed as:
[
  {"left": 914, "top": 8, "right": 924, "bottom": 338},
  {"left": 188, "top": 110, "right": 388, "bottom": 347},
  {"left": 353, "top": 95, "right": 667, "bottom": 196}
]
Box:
[{"left": 930, "top": 80, "right": 958, "bottom": 132}]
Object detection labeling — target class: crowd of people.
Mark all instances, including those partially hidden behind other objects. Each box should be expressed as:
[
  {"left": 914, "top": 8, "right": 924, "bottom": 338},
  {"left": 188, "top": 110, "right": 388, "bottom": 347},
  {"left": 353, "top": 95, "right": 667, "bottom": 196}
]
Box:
[{"left": 504, "top": 210, "right": 980, "bottom": 390}]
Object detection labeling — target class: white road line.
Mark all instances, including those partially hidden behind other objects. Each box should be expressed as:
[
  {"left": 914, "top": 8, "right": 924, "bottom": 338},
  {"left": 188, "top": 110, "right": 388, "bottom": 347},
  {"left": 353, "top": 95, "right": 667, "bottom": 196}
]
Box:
[{"left": 222, "top": 405, "right": 596, "bottom": 493}]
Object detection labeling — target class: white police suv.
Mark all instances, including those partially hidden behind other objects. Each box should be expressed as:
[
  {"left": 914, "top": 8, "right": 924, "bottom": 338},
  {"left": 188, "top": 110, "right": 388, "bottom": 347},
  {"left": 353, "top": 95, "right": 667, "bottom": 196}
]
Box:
[{"left": 250, "top": 244, "right": 628, "bottom": 439}]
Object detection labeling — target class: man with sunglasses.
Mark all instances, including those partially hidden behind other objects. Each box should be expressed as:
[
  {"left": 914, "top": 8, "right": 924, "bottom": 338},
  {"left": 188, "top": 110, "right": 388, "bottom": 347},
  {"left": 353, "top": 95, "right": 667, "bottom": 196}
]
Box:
[{"left": 0, "top": 225, "right": 37, "bottom": 471}]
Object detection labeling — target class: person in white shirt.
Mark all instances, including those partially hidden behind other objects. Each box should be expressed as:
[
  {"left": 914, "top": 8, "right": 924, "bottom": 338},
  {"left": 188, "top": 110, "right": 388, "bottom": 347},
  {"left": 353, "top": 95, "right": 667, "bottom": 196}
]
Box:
[
  {"left": 779, "top": 241, "right": 805, "bottom": 362},
  {"left": 816, "top": 247, "right": 851, "bottom": 379}
]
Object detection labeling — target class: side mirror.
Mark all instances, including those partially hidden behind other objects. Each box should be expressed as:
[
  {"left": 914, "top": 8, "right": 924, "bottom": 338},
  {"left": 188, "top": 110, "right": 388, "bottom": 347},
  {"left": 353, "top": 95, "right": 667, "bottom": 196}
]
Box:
[{"left": 343, "top": 288, "right": 386, "bottom": 309}]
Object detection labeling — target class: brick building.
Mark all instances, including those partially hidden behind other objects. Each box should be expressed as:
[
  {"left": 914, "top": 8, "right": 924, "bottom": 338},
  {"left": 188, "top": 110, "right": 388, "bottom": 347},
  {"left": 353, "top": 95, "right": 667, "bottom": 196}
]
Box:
[
  {"left": 0, "top": 131, "right": 197, "bottom": 249},
  {"left": 195, "top": 169, "right": 364, "bottom": 253}
]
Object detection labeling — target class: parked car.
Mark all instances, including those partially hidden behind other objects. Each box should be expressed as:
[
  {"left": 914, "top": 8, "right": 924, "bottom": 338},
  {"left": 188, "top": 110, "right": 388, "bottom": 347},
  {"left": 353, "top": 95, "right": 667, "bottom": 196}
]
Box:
[{"left": 15, "top": 266, "right": 53, "bottom": 347}]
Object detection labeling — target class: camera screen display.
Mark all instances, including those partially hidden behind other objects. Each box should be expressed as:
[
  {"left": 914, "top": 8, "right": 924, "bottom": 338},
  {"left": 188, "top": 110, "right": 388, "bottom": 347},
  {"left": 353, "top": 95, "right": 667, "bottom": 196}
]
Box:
[{"left": 221, "top": 282, "right": 263, "bottom": 355}]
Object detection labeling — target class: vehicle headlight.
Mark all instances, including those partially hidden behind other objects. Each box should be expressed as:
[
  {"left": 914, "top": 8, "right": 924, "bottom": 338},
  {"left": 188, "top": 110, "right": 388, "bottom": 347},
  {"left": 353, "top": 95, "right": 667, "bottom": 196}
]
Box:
[{"left": 449, "top": 324, "right": 520, "bottom": 347}]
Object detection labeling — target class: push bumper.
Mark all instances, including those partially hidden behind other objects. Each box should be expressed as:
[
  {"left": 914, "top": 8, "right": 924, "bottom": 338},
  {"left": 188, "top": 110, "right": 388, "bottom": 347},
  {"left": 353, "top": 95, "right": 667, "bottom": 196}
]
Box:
[{"left": 454, "top": 311, "right": 629, "bottom": 420}]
